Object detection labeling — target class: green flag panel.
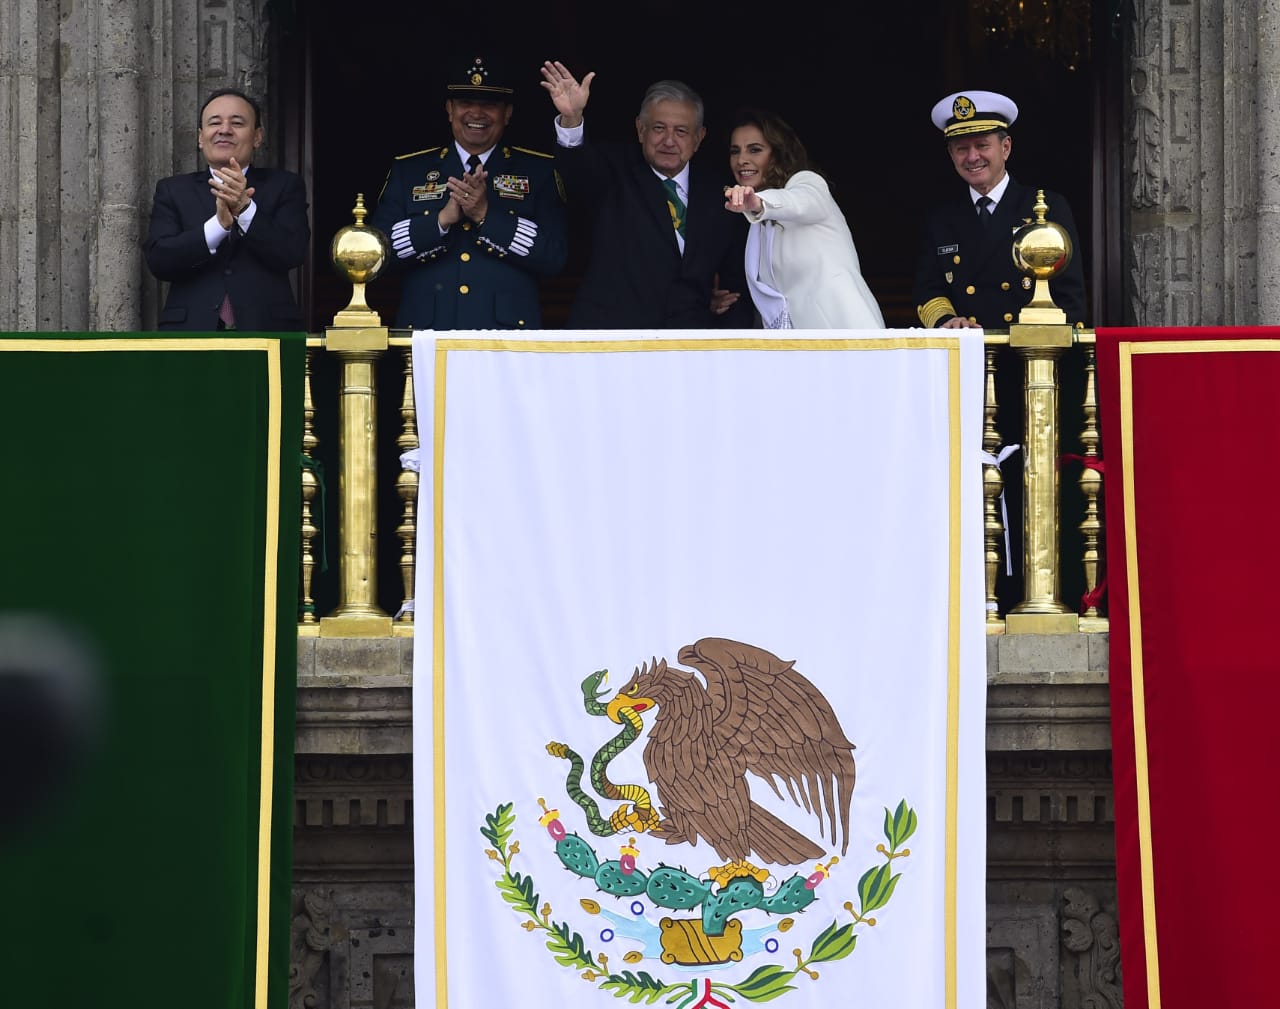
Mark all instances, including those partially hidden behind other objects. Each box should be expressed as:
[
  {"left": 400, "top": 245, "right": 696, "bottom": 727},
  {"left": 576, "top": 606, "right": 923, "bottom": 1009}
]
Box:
[{"left": 1, "top": 334, "right": 303, "bottom": 1009}]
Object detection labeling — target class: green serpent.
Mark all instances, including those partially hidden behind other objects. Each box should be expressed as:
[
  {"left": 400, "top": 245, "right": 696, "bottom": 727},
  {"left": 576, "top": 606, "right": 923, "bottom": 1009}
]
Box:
[{"left": 546, "top": 669, "right": 658, "bottom": 837}]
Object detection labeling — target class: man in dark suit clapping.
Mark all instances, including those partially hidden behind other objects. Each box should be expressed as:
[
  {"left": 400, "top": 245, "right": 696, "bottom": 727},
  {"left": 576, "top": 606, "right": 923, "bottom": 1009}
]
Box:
[
  {"left": 144, "top": 88, "right": 309, "bottom": 332},
  {"left": 540, "top": 61, "right": 751, "bottom": 329}
]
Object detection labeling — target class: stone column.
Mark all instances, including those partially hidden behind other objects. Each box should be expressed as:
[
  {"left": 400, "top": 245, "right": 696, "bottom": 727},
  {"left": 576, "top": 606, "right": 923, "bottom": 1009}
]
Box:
[
  {"left": 0, "top": 0, "right": 48, "bottom": 330},
  {"left": 1258, "top": 0, "right": 1280, "bottom": 323},
  {"left": 95, "top": 0, "right": 145, "bottom": 330}
]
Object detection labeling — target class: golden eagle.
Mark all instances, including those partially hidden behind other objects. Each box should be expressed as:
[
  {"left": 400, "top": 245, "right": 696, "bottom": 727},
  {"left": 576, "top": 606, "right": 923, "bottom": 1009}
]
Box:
[{"left": 606, "top": 637, "right": 856, "bottom": 879}]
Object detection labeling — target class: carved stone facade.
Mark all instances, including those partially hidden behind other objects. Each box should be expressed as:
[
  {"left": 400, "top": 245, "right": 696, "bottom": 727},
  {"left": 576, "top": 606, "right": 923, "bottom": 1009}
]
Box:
[
  {"left": 1125, "top": 0, "right": 1271, "bottom": 324},
  {"left": 4, "top": 2, "right": 1269, "bottom": 1005}
]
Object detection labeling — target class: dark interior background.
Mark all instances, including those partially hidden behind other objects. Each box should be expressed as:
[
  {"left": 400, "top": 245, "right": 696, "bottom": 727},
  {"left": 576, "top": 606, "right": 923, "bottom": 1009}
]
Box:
[
  {"left": 275, "top": 0, "right": 1120, "bottom": 331},
  {"left": 272, "top": 0, "right": 1122, "bottom": 618}
]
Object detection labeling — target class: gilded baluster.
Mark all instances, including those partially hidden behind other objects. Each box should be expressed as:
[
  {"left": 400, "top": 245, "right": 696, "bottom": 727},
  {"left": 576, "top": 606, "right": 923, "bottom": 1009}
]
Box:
[
  {"left": 300, "top": 343, "right": 320, "bottom": 625},
  {"left": 395, "top": 343, "right": 419, "bottom": 626},
  {"left": 1006, "top": 190, "right": 1078, "bottom": 633},
  {"left": 981, "top": 342, "right": 1006, "bottom": 628},
  {"left": 320, "top": 194, "right": 394, "bottom": 636},
  {"left": 1077, "top": 341, "right": 1107, "bottom": 629}
]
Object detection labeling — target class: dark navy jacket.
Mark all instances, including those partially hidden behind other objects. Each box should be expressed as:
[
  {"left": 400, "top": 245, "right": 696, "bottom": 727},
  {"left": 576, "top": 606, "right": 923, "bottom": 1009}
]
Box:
[
  {"left": 370, "top": 144, "right": 567, "bottom": 330},
  {"left": 913, "top": 177, "right": 1086, "bottom": 329}
]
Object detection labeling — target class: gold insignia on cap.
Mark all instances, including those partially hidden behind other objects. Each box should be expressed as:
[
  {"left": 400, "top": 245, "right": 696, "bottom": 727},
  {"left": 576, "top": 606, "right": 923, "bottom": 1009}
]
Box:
[
  {"left": 470, "top": 73, "right": 483, "bottom": 85},
  {"left": 953, "top": 96, "right": 976, "bottom": 121}
]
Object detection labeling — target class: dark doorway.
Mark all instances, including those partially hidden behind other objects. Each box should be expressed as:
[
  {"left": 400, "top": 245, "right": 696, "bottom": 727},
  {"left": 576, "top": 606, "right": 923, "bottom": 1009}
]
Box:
[{"left": 275, "top": 0, "right": 1124, "bottom": 333}]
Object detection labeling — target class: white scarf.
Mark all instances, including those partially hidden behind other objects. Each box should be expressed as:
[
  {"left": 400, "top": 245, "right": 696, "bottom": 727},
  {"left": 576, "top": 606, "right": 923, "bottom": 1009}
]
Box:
[{"left": 744, "top": 219, "right": 792, "bottom": 329}]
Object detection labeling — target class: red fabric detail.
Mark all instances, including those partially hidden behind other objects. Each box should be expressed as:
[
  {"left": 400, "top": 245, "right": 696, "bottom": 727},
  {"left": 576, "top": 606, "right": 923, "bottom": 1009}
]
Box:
[
  {"left": 218, "top": 294, "right": 235, "bottom": 328},
  {"left": 1097, "top": 326, "right": 1280, "bottom": 1009},
  {"left": 1079, "top": 576, "right": 1105, "bottom": 614},
  {"left": 1060, "top": 452, "right": 1105, "bottom": 473}
]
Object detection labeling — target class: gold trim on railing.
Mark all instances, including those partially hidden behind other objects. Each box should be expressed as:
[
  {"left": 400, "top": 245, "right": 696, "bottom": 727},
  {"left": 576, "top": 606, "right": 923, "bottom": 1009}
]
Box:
[
  {"left": 395, "top": 344, "right": 419, "bottom": 626},
  {"left": 1077, "top": 341, "right": 1108, "bottom": 631},
  {"left": 981, "top": 343, "right": 1006, "bottom": 630},
  {"left": 300, "top": 347, "right": 320, "bottom": 625}
]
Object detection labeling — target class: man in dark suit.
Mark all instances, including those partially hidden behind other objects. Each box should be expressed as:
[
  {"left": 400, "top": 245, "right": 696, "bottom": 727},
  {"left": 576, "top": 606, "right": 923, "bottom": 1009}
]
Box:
[
  {"left": 913, "top": 90, "right": 1086, "bottom": 330},
  {"left": 370, "top": 56, "right": 567, "bottom": 330},
  {"left": 539, "top": 61, "right": 751, "bottom": 329},
  {"left": 144, "top": 88, "right": 309, "bottom": 332}
]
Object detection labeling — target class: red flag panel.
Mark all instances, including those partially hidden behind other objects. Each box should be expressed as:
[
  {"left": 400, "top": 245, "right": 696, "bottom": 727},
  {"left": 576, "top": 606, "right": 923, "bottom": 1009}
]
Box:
[{"left": 1097, "top": 327, "right": 1280, "bottom": 1009}]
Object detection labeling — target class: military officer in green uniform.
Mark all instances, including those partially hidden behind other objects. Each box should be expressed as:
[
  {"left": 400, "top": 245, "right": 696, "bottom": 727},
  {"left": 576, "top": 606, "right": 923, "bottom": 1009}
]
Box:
[
  {"left": 913, "top": 90, "right": 1085, "bottom": 330},
  {"left": 371, "top": 56, "right": 567, "bottom": 329}
]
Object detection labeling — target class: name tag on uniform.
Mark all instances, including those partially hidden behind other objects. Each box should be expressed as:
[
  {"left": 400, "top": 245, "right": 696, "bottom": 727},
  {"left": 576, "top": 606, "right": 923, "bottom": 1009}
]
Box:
[
  {"left": 412, "top": 182, "right": 446, "bottom": 202},
  {"left": 494, "top": 174, "right": 530, "bottom": 199},
  {"left": 937, "top": 244, "right": 959, "bottom": 255}
]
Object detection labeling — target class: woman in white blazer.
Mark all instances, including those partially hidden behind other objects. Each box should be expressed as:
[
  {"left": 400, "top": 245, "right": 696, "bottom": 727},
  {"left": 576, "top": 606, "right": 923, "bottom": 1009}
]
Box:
[{"left": 718, "top": 109, "right": 885, "bottom": 329}]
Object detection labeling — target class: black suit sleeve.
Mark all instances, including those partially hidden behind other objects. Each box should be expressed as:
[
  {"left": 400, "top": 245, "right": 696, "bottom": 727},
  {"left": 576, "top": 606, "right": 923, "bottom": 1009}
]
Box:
[
  {"left": 143, "top": 176, "right": 219, "bottom": 282},
  {"left": 912, "top": 206, "right": 959, "bottom": 327}
]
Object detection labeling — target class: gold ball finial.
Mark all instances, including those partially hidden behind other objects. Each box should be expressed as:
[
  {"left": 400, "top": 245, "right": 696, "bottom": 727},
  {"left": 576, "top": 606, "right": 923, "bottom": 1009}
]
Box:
[
  {"left": 330, "top": 193, "right": 389, "bottom": 286},
  {"left": 1011, "top": 190, "right": 1072, "bottom": 281},
  {"left": 1010, "top": 189, "right": 1072, "bottom": 324},
  {"left": 328, "top": 193, "right": 390, "bottom": 327}
]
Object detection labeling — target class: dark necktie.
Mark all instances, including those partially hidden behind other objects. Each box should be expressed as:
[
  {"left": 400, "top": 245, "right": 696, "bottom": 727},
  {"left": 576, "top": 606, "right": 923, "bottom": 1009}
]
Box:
[
  {"left": 662, "top": 178, "right": 687, "bottom": 239},
  {"left": 218, "top": 225, "right": 237, "bottom": 329},
  {"left": 976, "top": 195, "right": 994, "bottom": 229},
  {"left": 467, "top": 153, "right": 481, "bottom": 174}
]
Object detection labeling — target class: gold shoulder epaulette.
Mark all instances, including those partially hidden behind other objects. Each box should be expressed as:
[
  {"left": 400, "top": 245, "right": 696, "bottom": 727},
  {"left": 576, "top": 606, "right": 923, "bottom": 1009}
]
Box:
[
  {"left": 510, "top": 145, "right": 554, "bottom": 159},
  {"left": 394, "top": 146, "right": 443, "bottom": 160}
]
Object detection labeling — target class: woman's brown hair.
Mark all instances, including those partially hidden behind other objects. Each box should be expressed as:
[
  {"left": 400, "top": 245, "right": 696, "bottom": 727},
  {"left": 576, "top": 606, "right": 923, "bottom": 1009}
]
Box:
[{"left": 729, "top": 108, "right": 810, "bottom": 189}]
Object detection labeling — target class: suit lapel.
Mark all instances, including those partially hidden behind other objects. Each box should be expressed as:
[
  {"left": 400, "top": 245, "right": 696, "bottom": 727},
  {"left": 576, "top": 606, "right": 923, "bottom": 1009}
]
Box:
[{"left": 188, "top": 169, "right": 217, "bottom": 216}]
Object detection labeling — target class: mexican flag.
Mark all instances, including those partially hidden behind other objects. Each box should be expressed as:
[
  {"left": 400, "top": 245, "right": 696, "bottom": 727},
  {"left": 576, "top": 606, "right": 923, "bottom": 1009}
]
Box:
[{"left": 409, "top": 330, "right": 988, "bottom": 1009}]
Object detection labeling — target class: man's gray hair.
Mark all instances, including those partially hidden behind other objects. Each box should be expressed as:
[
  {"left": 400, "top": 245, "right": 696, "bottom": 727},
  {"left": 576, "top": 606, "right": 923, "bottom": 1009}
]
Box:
[{"left": 639, "top": 80, "right": 704, "bottom": 130}]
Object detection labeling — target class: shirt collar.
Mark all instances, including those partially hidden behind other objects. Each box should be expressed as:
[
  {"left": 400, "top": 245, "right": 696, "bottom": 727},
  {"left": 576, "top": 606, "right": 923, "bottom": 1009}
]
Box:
[
  {"left": 456, "top": 143, "right": 496, "bottom": 166},
  {"left": 970, "top": 172, "right": 1010, "bottom": 208},
  {"left": 654, "top": 163, "right": 692, "bottom": 199}
]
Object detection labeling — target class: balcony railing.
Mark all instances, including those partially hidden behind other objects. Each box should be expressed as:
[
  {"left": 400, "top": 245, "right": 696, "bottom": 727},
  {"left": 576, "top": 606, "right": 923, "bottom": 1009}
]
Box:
[
  {"left": 296, "top": 328, "right": 1106, "bottom": 638},
  {"left": 299, "top": 194, "right": 1106, "bottom": 638}
]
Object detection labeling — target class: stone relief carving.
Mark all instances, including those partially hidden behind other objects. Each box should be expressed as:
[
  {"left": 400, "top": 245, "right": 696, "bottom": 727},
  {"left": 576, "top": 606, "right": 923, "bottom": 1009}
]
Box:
[
  {"left": 346, "top": 927, "right": 414, "bottom": 1009},
  {"left": 295, "top": 755, "right": 413, "bottom": 830},
  {"left": 1130, "top": 232, "right": 1161, "bottom": 325},
  {"left": 290, "top": 888, "right": 334, "bottom": 1009},
  {"left": 987, "top": 948, "right": 1018, "bottom": 1009},
  {"left": 1130, "top": 0, "right": 1162, "bottom": 210},
  {"left": 987, "top": 754, "right": 1114, "bottom": 826},
  {"left": 197, "top": 0, "right": 271, "bottom": 128},
  {"left": 1061, "top": 887, "right": 1122, "bottom": 1009}
]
